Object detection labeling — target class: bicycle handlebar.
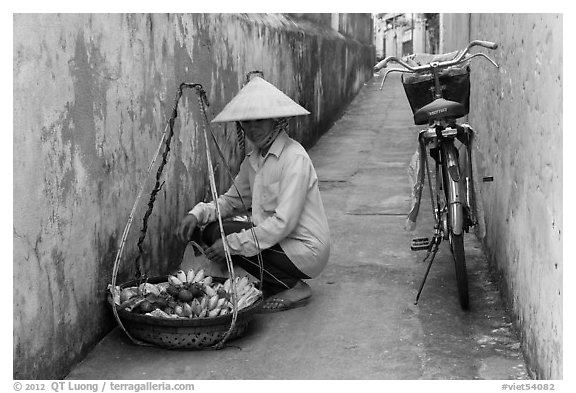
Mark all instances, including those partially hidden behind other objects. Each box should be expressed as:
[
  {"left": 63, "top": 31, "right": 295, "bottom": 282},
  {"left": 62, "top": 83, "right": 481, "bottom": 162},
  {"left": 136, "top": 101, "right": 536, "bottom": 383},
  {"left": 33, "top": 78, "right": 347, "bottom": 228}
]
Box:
[{"left": 373, "top": 40, "right": 498, "bottom": 72}]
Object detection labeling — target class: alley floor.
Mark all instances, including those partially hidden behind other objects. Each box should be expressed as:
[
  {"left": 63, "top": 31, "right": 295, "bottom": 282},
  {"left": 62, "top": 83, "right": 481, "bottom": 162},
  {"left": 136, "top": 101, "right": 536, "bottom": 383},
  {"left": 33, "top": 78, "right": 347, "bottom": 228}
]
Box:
[{"left": 66, "top": 75, "right": 530, "bottom": 381}]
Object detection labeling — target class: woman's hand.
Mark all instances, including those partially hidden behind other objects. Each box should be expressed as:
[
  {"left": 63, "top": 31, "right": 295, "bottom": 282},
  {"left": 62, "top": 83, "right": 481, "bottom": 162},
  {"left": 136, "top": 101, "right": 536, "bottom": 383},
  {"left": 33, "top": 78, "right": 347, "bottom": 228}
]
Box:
[
  {"left": 177, "top": 214, "right": 199, "bottom": 243},
  {"left": 205, "top": 238, "right": 227, "bottom": 264}
]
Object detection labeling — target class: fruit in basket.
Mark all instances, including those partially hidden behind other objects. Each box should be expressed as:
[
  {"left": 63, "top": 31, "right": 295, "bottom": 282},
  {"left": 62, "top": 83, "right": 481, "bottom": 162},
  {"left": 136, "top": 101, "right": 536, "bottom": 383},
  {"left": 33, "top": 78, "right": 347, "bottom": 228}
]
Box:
[
  {"left": 200, "top": 296, "right": 208, "bottom": 311},
  {"left": 138, "top": 300, "right": 154, "bottom": 314},
  {"left": 120, "top": 287, "right": 138, "bottom": 303},
  {"left": 178, "top": 289, "right": 194, "bottom": 302},
  {"left": 204, "top": 284, "right": 217, "bottom": 298},
  {"left": 155, "top": 282, "right": 170, "bottom": 293},
  {"left": 193, "top": 269, "right": 205, "bottom": 283},
  {"left": 190, "top": 298, "right": 202, "bottom": 316},
  {"left": 168, "top": 275, "right": 184, "bottom": 287},
  {"left": 139, "top": 282, "right": 161, "bottom": 296},
  {"left": 166, "top": 284, "right": 179, "bottom": 297},
  {"left": 149, "top": 309, "right": 171, "bottom": 318},
  {"left": 217, "top": 288, "right": 230, "bottom": 300},
  {"left": 219, "top": 307, "right": 230, "bottom": 316},
  {"left": 189, "top": 283, "right": 204, "bottom": 299},
  {"left": 148, "top": 294, "right": 168, "bottom": 309},
  {"left": 182, "top": 303, "right": 193, "bottom": 317},
  {"left": 208, "top": 295, "right": 219, "bottom": 311},
  {"left": 176, "top": 270, "right": 187, "bottom": 283},
  {"left": 124, "top": 273, "right": 262, "bottom": 319}
]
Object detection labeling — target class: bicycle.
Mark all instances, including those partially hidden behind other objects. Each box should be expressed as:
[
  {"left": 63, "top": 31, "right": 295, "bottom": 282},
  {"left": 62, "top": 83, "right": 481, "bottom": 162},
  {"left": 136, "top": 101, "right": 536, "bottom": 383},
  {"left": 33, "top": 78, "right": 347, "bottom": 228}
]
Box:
[{"left": 374, "top": 40, "right": 499, "bottom": 310}]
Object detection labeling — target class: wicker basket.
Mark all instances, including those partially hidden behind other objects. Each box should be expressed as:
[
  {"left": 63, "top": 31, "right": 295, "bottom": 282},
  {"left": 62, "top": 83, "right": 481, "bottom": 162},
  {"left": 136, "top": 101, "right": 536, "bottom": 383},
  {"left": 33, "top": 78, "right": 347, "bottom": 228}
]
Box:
[{"left": 110, "top": 275, "right": 262, "bottom": 349}]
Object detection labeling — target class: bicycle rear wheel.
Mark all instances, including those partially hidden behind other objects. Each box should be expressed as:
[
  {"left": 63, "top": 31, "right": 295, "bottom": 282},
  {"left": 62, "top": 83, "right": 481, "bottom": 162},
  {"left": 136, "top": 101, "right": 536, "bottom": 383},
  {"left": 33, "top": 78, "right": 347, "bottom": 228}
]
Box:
[{"left": 450, "top": 231, "right": 469, "bottom": 310}]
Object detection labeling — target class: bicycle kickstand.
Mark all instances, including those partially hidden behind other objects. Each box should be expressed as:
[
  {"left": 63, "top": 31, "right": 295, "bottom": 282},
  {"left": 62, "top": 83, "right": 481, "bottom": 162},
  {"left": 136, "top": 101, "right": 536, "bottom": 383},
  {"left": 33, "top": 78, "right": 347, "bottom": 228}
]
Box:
[{"left": 414, "top": 234, "right": 442, "bottom": 305}]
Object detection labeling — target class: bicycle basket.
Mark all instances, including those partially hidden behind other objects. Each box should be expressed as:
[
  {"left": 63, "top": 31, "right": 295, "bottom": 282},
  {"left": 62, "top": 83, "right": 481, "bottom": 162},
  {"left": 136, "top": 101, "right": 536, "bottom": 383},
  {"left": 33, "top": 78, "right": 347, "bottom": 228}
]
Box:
[{"left": 401, "top": 64, "right": 471, "bottom": 117}]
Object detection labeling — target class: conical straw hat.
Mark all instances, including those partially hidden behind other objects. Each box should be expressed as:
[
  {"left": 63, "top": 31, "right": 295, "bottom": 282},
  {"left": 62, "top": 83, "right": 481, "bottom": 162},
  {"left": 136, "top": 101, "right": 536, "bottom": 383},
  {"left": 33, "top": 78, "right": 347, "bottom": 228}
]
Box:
[{"left": 211, "top": 76, "right": 310, "bottom": 123}]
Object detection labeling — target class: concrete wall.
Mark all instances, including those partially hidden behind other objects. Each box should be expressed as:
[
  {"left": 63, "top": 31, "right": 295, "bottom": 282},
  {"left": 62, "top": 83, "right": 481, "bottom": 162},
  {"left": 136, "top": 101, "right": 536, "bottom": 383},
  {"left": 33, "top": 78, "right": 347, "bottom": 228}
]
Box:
[
  {"left": 13, "top": 13, "right": 374, "bottom": 379},
  {"left": 338, "top": 13, "right": 373, "bottom": 45},
  {"left": 290, "top": 13, "right": 373, "bottom": 46},
  {"left": 440, "top": 13, "right": 562, "bottom": 379},
  {"left": 439, "top": 13, "right": 470, "bottom": 53}
]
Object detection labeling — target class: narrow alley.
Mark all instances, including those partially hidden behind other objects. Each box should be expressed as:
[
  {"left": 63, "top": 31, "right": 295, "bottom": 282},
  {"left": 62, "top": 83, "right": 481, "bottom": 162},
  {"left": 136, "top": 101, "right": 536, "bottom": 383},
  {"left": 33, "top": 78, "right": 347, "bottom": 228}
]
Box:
[{"left": 66, "top": 75, "right": 530, "bottom": 381}]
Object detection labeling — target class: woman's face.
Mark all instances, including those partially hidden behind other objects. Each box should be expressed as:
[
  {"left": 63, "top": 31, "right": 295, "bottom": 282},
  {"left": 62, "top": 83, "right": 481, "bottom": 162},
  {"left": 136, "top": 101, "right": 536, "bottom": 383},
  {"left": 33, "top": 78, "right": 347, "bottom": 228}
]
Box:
[{"left": 240, "top": 119, "right": 275, "bottom": 148}]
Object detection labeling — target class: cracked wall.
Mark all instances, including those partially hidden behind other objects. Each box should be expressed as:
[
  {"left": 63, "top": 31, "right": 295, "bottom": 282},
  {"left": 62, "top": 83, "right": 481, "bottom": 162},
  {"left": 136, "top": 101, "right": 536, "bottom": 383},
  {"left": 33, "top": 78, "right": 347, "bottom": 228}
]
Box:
[
  {"left": 13, "top": 13, "right": 374, "bottom": 379},
  {"left": 441, "top": 13, "right": 562, "bottom": 379}
]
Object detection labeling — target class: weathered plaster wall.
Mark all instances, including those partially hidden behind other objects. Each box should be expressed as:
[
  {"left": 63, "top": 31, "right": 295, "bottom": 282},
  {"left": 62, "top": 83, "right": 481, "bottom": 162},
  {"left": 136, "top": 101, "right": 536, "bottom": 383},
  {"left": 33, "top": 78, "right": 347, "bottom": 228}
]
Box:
[
  {"left": 13, "top": 13, "right": 374, "bottom": 379},
  {"left": 439, "top": 13, "right": 470, "bottom": 53},
  {"left": 441, "top": 14, "right": 562, "bottom": 379}
]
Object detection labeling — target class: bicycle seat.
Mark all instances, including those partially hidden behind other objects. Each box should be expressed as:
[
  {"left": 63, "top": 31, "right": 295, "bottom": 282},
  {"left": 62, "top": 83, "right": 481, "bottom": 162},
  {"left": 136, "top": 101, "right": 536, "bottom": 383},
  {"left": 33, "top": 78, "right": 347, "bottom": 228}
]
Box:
[{"left": 413, "top": 98, "right": 468, "bottom": 125}]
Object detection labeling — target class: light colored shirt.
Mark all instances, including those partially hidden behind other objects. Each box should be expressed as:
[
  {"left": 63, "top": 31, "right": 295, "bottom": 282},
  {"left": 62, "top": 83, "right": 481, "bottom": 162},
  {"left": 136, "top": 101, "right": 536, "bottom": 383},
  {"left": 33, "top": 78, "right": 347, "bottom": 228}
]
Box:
[{"left": 189, "top": 130, "right": 330, "bottom": 277}]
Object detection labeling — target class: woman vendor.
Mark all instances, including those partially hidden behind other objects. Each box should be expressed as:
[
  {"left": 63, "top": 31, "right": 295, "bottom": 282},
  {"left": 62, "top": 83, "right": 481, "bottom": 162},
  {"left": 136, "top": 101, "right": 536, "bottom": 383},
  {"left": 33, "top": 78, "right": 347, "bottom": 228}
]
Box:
[{"left": 177, "top": 75, "right": 330, "bottom": 313}]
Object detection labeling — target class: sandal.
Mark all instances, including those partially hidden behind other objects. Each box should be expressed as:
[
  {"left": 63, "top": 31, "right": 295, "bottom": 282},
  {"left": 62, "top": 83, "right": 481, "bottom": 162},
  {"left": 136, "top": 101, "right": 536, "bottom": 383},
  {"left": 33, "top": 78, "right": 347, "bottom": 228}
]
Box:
[{"left": 257, "top": 281, "right": 312, "bottom": 313}]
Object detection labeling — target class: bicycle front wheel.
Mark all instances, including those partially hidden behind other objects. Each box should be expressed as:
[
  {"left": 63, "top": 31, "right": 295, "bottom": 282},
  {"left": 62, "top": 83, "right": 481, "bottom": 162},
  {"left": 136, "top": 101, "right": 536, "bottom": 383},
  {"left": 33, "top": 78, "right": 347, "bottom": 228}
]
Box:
[{"left": 450, "top": 232, "right": 469, "bottom": 310}]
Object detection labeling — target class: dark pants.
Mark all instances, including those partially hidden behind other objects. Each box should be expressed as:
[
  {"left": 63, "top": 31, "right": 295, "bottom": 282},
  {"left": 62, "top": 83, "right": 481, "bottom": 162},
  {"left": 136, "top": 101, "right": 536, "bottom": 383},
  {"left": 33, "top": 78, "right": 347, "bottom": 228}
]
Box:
[{"left": 202, "top": 221, "right": 309, "bottom": 296}]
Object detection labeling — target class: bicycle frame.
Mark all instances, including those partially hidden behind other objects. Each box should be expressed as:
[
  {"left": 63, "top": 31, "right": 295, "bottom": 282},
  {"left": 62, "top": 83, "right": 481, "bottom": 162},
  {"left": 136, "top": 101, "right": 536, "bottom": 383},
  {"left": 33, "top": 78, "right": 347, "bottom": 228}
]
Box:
[
  {"left": 413, "top": 120, "right": 473, "bottom": 309},
  {"left": 375, "top": 40, "right": 499, "bottom": 309}
]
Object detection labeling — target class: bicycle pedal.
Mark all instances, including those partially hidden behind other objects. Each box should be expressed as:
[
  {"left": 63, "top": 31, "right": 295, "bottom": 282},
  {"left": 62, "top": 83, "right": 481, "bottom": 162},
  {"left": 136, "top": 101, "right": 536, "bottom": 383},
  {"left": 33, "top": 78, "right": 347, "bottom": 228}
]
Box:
[{"left": 411, "top": 237, "right": 430, "bottom": 251}]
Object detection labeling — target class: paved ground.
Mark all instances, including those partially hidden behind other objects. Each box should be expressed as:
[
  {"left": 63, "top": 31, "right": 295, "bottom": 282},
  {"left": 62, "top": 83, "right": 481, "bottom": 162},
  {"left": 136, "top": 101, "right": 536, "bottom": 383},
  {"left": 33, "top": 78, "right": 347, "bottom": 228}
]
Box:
[{"left": 66, "top": 75, "right": 530, "bottom": 380}]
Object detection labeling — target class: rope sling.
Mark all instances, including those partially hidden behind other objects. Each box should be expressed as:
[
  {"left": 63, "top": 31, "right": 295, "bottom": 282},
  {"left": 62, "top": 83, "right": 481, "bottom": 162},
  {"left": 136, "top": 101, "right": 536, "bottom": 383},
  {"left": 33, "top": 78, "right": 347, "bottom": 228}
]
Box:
[{"left": 109, "top": 81, "right": 264, "bottom": 350}]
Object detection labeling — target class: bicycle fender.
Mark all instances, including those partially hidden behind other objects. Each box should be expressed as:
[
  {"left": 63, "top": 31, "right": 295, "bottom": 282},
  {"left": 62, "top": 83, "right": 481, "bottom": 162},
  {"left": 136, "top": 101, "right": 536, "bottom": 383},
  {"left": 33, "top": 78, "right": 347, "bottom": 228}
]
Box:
[{"left": 443, "top": 145, "right": 464, "bottom": 235}]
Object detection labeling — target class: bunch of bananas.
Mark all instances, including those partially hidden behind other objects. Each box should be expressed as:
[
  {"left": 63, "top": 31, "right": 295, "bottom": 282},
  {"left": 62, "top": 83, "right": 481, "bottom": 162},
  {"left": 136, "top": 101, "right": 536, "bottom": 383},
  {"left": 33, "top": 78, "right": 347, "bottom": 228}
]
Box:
[{"left": 114, "top": 269, "right": 261, "bottom": 319}]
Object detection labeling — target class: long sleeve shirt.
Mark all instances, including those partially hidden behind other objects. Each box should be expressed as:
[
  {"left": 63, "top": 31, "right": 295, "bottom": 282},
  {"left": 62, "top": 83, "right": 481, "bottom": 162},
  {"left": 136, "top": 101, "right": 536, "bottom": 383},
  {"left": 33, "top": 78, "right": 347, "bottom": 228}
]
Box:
[{"left": 189, "top": 130, "right": 330, "bottom": 278}]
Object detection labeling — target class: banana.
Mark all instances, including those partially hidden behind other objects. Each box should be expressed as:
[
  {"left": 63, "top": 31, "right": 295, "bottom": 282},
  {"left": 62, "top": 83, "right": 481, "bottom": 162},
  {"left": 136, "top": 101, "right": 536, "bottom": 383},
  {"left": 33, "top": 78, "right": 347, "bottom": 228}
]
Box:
[
  {"left": 182, "top": 303, "right": 192, "bottom": 317},
  {"left": 208, "top": 295, "right": 219, "bottom": 311},
  {"left": 193, "top": 269, "right": 205, "bottom": 283},
  {"left": 204, "top": 285, "right": 217, "bottom": 298},
  {"left": 208, "top": 307, "right": 220, "bottom": 318},
  {"left": 198, "top": 309, "right": 208, "bottom": 318},
  {"left": 217, "top": 298, "right": 226, "bottom": 308},
  {"left": 168, "top": 275, "right": 183, "bottom": 287},
  {"left": 150, "top": 309, "right": 170, "bottom": 318},
  {"left": 219, "top": 307, "right": 230, "bottom": 316},
  {"left": 236, "top": 284, "right": 251, "bottom": 298},
  {"left": 191, "top": 299, "right": 202, "bottom": 316},
  {"left": 230, "top": 277, "right": 250, "bottom": 296},
  {"left": 234, "top": 281, "right": 254, "bottom": 298},
  {"left": 200, "top": 296, "right": 208, "bottom": 311},
  {"left": 223, "top": 278, "right": 231, "bottom": 292},
  {"left": 237, "top": 297, "right": 247, "bottom": 310},
  {"left": 238, "top": 276, "right": 249, "bottom": 290},
  {"left": 176, "top": 270, "right": 187, "bottom": 283},
  {"left": 238, "top": 287, "right": 260, "bottom": 309},
  {"left": 186, "top": 269, "right": 196, "bottom": 284},
  {"left": 248, "top": 286, "right": 261, "bottom": 298}
]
